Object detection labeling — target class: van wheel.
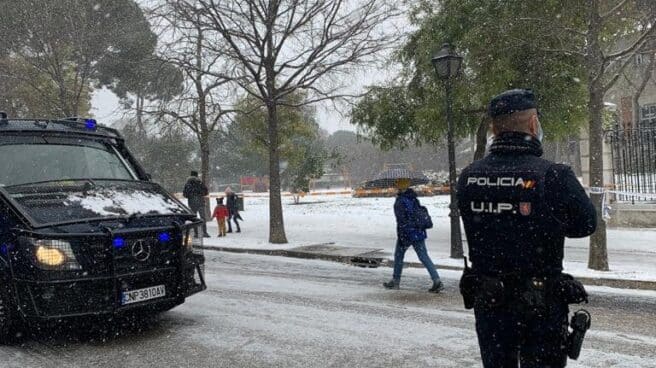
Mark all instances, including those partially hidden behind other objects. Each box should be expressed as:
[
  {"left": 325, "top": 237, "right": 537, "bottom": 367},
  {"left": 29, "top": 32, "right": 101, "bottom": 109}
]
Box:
[{"left": 0, "top": 284, "right": 17, "bottom": 343}]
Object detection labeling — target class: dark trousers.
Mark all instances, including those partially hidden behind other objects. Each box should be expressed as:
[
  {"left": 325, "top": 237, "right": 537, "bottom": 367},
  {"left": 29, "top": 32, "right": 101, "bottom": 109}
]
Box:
[
  {"left": 189, "top": 203, "right": 208, "bottom": 236},
  {"left": 474, "top": 304, "right": 569, "bottom": 368},
  {"left": 227, "top": 212, "right": 240, "bottom": 232}
]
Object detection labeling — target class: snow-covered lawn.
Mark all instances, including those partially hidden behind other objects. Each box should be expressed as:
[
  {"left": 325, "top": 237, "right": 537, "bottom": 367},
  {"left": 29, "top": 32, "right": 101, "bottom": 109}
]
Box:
[{"left": 204, "top": 194, "right": 656, "bottom": 282}]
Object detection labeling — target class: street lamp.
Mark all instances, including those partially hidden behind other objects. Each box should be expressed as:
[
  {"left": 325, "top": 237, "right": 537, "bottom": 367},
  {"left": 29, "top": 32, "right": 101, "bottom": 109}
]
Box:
[{"left": 431, "top": 43, "right": 464, "bottom": 259}]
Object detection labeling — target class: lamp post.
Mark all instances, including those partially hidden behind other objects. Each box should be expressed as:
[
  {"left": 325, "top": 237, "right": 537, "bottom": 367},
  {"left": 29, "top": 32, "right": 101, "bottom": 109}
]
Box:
[{"left": 431, "top": 43, "right": 464, "bottom": 259}]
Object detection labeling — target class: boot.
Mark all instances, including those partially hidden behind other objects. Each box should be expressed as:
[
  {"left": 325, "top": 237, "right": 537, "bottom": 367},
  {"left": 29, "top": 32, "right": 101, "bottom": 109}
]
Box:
[
  {"left": 428, "top": 280, "right": 444, "bottom": 293},
  {"left": 383, "top": 279, "right": 399, "bottom": 290}
]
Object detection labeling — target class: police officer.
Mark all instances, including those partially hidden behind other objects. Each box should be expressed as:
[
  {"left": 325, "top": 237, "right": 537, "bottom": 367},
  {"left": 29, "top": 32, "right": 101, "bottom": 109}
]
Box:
[{"left": 456, "top": 89, "right": 597, "bottom": 368}]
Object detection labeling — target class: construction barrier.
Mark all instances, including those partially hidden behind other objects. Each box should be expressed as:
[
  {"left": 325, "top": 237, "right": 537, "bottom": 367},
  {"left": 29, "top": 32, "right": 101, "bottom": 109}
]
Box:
[
  {"left": 586, "top": 186, "right": 656, "bottom": 222},
  {"left": 174, "top": 190, "right": 354, "bottom": 200}
]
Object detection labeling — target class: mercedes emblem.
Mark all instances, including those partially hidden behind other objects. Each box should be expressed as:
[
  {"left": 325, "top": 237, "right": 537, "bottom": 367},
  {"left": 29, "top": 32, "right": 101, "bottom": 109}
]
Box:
[{"left": 131, "top": 239, "right": 151, "bottom": 262}]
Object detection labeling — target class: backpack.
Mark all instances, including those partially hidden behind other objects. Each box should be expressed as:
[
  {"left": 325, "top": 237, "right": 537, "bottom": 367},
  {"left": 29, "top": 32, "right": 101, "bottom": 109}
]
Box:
[
  {"left": 414, "top": 204, "right": 433, "bottom": 230},
  {"left": 404, "top": 196, "right": 433, "bottom": 230}
]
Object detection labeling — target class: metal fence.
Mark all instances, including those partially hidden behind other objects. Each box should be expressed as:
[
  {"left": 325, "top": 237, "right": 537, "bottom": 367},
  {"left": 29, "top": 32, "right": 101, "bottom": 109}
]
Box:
[{"left": 607, "top": 126, "right": 656, "bottom": 202}]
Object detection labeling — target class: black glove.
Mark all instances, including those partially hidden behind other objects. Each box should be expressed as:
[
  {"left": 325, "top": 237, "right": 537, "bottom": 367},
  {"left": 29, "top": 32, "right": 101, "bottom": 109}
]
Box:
[{"left": 552, "top": 273, "right": 588, "bottom": 305}]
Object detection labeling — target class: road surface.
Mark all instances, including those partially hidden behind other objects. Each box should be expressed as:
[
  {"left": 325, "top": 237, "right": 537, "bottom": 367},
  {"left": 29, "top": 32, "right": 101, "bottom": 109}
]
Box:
[{"left": 1, "top": 252, "right": 655, "bottom": 367}]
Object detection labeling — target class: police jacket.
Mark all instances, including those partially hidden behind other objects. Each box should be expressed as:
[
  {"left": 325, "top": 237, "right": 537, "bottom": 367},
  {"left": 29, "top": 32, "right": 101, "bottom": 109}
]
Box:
[
  {"left": 183, "top": 176, "right": 208, "bottom": 209},
  {"left": 394, "top": 189, "right": 427, "bottom": 243},
  {"left": 456, "top": 132, "right": 596, "bottom": 277}
]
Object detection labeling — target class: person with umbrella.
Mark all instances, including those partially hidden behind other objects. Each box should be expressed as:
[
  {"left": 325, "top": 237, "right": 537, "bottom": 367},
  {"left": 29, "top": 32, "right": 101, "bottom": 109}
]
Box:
[{"left": 384, "top": 178, "right": 443, "bottom": 293}]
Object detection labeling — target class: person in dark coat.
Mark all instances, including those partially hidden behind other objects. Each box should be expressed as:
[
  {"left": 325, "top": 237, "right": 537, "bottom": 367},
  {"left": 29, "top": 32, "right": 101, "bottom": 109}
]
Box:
[
  {"left": 183, "top": 170, "right": 210, "bottom": 237},
  {"left": 383, "top": 178, "right": 443, "bottom": 293},
  {"left": 225, "top": 188, "right": 241, "bottom": 233},
  {"left": 456, "top": 89, "right": 597, "bottom": 368}
]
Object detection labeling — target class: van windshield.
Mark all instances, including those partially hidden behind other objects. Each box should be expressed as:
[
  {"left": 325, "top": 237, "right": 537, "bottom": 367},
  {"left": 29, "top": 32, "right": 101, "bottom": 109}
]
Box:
[{"left": 0, "top": 136, "right": 136, "bottom": 187}]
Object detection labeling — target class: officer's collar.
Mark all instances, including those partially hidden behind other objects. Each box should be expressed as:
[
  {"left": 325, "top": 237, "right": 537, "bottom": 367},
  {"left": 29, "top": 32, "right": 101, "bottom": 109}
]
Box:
[{"left": 489, "top": 131, "right": 543, "bottom": 157}]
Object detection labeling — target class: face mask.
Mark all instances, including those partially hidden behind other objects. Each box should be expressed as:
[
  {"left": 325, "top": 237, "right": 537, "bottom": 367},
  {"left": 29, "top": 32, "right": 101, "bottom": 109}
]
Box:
[{"left": 536, "top": 121, "right": 544, "bottom": 142}]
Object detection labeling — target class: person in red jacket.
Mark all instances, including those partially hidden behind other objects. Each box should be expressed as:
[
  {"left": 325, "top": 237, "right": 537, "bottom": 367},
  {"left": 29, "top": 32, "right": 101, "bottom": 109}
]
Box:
[{"left": 211, "top": 197, "right": 230, "bottom": 237}]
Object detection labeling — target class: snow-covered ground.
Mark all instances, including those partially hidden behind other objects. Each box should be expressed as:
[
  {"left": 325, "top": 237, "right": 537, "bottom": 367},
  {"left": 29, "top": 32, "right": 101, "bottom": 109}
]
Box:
[
  {"left": 204, "top": 194, "right": 656, "bottom": 282},
  {"left": 4, "top": 252, "right": 655, "bottom": 368}
]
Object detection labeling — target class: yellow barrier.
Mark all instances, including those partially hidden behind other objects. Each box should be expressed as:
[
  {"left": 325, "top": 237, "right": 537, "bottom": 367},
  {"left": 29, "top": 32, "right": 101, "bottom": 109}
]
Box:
[{"left": 174, "top": 190, "right": 354, "bottom": 199}]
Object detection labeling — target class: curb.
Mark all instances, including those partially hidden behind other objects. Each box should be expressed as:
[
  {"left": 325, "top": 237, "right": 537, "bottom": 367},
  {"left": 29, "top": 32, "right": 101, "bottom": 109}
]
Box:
[{"left": 200, "top": 245, "right": 656, "bottom": 291}]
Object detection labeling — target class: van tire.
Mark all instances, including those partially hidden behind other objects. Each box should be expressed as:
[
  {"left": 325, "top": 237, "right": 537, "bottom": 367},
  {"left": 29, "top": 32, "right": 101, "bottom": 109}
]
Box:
[{"left": 0, "top": 282, "right": 17, "bottom": 343}]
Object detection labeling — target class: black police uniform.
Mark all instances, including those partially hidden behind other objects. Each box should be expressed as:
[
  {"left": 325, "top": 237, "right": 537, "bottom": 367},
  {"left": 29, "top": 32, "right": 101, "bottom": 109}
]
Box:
[{"left": 456, "top": 90, "right": 597, "bottom": 368}]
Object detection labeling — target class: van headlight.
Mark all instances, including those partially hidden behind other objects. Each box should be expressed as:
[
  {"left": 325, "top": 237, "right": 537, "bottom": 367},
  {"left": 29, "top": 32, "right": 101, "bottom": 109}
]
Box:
[
  {"left": 183, "top": 233, "right": 192, "bottom": 249},
  {"left": 36, "top": 246, "right": 66, "bottom": 266},
  {"left": 183, "top": 227, "right": 203, "bottom": 255},
  {"left": 29, "top": 238, "right": 82, "bottom": 270}
]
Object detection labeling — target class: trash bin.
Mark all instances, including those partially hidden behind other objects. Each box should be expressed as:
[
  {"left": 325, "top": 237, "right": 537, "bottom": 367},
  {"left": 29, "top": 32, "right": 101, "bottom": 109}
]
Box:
[{"left": 237, "top": 195, "right": 244, "bottom": 211}]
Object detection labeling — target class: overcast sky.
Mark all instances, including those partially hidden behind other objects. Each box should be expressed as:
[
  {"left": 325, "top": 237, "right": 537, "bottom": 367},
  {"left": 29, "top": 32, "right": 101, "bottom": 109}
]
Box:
[
  {"left": 90, "top": 65, "right": 397, "bottom": 134},
  {"left": 90, "top": 0, "right": 406, "bottom": 134}
]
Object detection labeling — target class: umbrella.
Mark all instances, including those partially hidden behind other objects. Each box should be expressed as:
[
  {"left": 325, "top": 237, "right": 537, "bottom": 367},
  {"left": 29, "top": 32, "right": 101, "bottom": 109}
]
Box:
[{"left": 363, "top": 167, "right": 429, "bottom": 189}]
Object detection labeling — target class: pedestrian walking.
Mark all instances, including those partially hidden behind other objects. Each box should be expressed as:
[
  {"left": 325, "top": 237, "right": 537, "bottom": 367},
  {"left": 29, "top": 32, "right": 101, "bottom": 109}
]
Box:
[
  {"left": 183, "top": 170, "right": 211, "bottom": 238},
  {"left": 211, "top": 197, "right": 229, "bottom": 237},
  {"left": 225, "top": 187, "right": 242, "bottom": 233},
  {"left": 457, "top": 89, "right": 596, "bottom": 367},
  {"left": 384, "top": 178, "right": 443, "bottom": 293}
]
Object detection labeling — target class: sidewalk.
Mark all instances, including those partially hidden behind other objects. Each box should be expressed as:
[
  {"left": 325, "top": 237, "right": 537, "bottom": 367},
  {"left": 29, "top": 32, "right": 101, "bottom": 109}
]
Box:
[
  {"left": 203, "top": 194, "right": 656, "bottom": 290},
  {"left": 202, "top": 243, "right": 656, "bottom": 291}
]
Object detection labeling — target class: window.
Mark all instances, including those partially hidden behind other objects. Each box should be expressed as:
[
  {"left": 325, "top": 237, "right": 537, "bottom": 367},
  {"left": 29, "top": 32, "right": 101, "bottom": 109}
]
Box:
[
  {"left": 640, "top": 103, "right": 656, "bottom": 127},
  {"left": 0, "top": 139, "right": 136, "bottom": 187}
]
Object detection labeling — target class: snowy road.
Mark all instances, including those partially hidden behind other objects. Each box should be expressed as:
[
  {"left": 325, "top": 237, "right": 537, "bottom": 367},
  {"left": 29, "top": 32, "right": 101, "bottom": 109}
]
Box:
[{"left": 2, "top": 251, "right": 656, "bottom": 368}]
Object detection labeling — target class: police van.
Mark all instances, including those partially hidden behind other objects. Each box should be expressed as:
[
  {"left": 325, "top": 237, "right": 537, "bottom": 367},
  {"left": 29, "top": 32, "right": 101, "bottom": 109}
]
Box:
[{"left": 0, "top": 113, "right": 206, "bottom": 341}]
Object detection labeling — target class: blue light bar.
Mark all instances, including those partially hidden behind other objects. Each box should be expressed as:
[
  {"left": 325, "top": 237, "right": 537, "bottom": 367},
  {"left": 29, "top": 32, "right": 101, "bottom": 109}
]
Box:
[
  {"left": 158, "top": 232, "right": 171, "bottom": 243},
  {"left": 85, "top": 118, "right": 97, "bottom": 130},
  {"left": 113, "top": 237, "right": 126, "bottom": 249},
  {"left": 0, "top": 244, "right": 11, "bottom": 255}
]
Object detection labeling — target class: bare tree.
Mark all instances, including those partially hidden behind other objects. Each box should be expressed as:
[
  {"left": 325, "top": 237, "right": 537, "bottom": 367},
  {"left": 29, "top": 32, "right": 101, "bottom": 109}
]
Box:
[
  {"left": 148, "top": 2, "right": 238, "bottom": 189},
  {"left": 172, "top": 0, "right": 402, "bottom": 243}
]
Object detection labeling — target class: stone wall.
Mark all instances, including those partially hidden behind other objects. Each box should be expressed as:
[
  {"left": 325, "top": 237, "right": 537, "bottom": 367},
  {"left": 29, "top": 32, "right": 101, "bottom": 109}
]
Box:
[
  {"left": 608, "top": 203, "right": 656, "bottom": 228},
  {"left": 579, "top": 127, "right": 614, "bottom": 188}
]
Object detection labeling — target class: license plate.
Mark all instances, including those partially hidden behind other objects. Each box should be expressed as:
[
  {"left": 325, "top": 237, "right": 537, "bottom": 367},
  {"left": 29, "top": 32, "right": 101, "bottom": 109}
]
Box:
[{"left": 121, "top": 285, "right": 166, "bottom": 305}]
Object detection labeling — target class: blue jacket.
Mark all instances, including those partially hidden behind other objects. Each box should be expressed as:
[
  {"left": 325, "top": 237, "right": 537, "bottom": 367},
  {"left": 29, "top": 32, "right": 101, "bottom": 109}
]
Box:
[{"left": 394, "top": 189, "right": 427, "bottom": 243}]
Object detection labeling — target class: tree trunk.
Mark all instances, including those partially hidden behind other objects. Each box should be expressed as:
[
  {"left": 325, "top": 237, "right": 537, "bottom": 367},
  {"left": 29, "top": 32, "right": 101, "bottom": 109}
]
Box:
[
  {"left": 473, "top": 116, "right": 488, "bottom": 161},
  {"left": 136, "top": 94, "right": 145, "bottom": 133},
  {"left": 267, "top": 101, "right": 288, "bottom": 243},
  {"left": 587, "top": 90, "right": 609, "bottom": 271},
  {"left": 585, "top": 0, "right": 608, "bottom": 271},
  {"left": 199, "top": 130, "right": 212, "bottom": 221},
  {"left": 200, "top": 132, "right": 210, "bottom": 189},
  {"left": 193, "top": 24, "right": 212, "bottom": 220}
]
